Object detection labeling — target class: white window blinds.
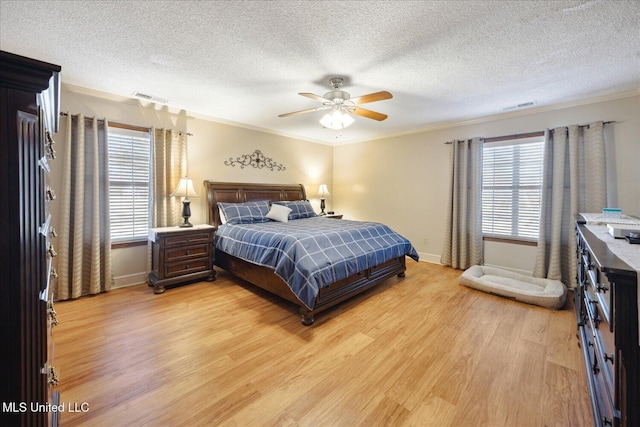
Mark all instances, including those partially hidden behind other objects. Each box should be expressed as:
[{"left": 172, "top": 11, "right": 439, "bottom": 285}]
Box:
[
  {"left": 482, "top": 136, "right": 544, "bottom": 240},
  {"left": 108, "top": 126, "right": 151, "bottom": 242}
]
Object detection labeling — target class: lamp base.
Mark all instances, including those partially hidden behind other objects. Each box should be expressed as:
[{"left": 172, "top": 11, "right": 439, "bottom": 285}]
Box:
[
  {"left": 320, "top": 197, "right": 326, "bottom": 215},
  {"left": 179, "top": 199, "right": 193, "bottom": 227}
]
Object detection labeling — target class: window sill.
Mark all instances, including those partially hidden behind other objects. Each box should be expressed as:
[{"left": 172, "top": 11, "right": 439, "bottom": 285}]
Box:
[
  {"left": 111, "top": 239, "right": 148, "bottom": 249},
  {"left": 483, "top": 235, "right": 538, "bottom": 247}
]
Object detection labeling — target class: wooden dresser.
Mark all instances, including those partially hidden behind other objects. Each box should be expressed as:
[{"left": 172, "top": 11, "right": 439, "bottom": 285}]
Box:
[
  {"left": 1, "top": 51, "right": 61, "bottom": 425},
  {"left": 575, "top": 217, "right": 639, "bottom": 427},
  {"left": 148, "top": 224, "right": 216, "bottom": 293}
]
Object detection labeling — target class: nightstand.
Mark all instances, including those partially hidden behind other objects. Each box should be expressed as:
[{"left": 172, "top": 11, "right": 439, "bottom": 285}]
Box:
[
  {"left": 148, "top": 224, "right": 216, "bottom": 294},
  {"left": 324, "top": 214, "right": 343, "bottom": 219}
]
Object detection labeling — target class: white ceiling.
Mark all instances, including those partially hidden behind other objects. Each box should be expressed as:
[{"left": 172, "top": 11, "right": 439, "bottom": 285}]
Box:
[{"left": 1, "top": 1, "right": 639, "bottom": 145}]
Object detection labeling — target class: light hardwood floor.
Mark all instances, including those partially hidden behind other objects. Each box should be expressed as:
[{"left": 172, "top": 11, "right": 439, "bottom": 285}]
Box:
[{"left": 52, "top": 261, "right": 592, "bottom": 426}]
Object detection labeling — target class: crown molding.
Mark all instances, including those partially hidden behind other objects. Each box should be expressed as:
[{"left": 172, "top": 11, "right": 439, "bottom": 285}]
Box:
[
  {"left": 63, "top": 83, "right": 639, "bottom": 147},
  {"left": 333, "top": 90, "right": 640, "bottom": 146}
]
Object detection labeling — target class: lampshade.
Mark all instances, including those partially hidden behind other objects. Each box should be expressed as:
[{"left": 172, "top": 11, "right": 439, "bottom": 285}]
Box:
[
  {"left": 319, "top": 111, "right": 354, "bottom": 130},
  {"left": 170, "top": 177, "right": 198, "bottom": 198},
  {"left": 318, "top": 184, "right": 330, "bottom": 197}
]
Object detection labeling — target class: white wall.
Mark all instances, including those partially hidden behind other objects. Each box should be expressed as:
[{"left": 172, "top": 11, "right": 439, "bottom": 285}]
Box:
[
  {"left": 51, "top": 86, "right": 334, "bottom": 287},
  {"left": 333, "top": 94, "right": 640, "bottom": 274},
  {"left": 51, "top": 87, "right": 639, "bottom": 285}
]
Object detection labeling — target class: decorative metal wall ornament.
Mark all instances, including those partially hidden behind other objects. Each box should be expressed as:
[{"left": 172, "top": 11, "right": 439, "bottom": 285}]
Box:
[{"left": 224, "top": 149, "right": 286, "bottom": 171}]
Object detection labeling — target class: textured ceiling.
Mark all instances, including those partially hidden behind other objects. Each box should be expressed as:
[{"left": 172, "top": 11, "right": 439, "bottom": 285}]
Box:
[{"left": 1, "top": 0, "right": 639, "bottom": 144}]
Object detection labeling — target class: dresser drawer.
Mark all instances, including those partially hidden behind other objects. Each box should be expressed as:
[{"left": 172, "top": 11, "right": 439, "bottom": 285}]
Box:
[
  {"left": 592, "top": 357, "right": 617, "bottom": 427},
  {"left": 583, "top": 311, "right": 618, "bottom": 427},
  {"left": 587, "top": 294, "right": 616, "bottom": 396},
  {"left": 585, "top": 266, "right": 612, "bottom": 325},
  {"left": 165, "top": 258, "right": 210, "bottom": 278},
  {"left": 165, "top": 232, "right": 212, "bottom": 247},
  {"left": 165, "top": 244, "right": 211, "bottom": 262}
]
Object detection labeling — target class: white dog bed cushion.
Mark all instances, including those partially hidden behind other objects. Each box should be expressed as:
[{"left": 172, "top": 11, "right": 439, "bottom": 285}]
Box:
[{"left": 459, "top": 265, "right": 567, "bottom": 310}]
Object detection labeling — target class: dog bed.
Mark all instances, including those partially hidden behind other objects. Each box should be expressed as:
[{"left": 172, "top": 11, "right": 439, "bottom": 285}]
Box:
[{"left": 459, "top": 265, "right": 566, "bottom": 309}]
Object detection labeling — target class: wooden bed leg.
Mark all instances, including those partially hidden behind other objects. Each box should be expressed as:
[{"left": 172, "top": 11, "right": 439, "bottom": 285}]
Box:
[
  {"left": 300, "top": 313, "right": 315, "bottom": 326},
  {"left": 398, "top": 272, "right": 406, "bottom": 278}
]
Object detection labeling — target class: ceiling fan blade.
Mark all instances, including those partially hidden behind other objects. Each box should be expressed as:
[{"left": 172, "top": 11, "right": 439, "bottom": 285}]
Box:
[
  {"left": 350, "top": 91, "right": 393, "bottom": 105},
  {"left": 351, "top": 107, "right": 388, "bottom": 121},
  {"left": 278, "top": 106, "right": 328, "bottom": 118},
  {"left": 299, "top": 92, "right": 327, "bottom": 103}
]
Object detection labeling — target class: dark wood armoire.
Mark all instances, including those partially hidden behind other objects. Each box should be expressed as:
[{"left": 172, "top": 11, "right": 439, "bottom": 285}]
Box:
[{"left": 1, "top": 50, "right": 61, "bottom": 426}]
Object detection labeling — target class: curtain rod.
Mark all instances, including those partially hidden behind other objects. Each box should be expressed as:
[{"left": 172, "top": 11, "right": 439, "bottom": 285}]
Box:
[
  {"left": 444, "top": 121, "right": 616, "bottom": 144},
  {"left": 59, "top": 112, "right": 194, "bottom": 136},
  {"left": 579, "top": 120, "right": 615, "bottom": 128},
  {"left": 550, "top": 120, "right": 616, "bottom": 133},
  {"left": 444, "top": 131, "right": 541, "bottom": 144}
]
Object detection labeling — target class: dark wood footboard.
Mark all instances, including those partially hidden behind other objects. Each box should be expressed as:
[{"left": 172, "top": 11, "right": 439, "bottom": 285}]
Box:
[{"left": 215, "top": 249, "right": 407, "bottom": 325}]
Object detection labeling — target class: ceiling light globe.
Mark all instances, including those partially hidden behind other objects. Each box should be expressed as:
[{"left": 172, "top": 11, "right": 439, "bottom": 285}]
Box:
[{"left": 319, "top": 111, "right": 354, "bottom": 130}]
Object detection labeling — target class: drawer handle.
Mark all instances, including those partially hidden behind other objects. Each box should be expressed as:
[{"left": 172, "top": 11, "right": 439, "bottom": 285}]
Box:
[
  {"left": 603, "top": 353, "right": 614, "bottom": 364},
  {"left": 596, "top": 283, "right": 608, "bottom": 293},
  {"left": 593, "top": 314, "right": 601, "bottom": 328},
  {"left": 47, "top": 366, "right": 59, "bottom": 386},
  {"left": 587, "top": 261, "right": 595, "bottom": 270},
  {"left": 48, "top": 243, "right": 57, "bottom": 258},
  {"left": 602, "top": 416, "right": 612, "bottom": 426},
  {"left": 47, "top": 301, "right": 59, "bottom": 327},
  {"left": 186, "top": 250, "right": 190, "bottom": 256},
  {"left": 46, "top": 131, "right": 57, "bottom": 160},
  {"left": 185, "top": 264, "right": 190, "bottom": 270},
  {"left": 46, "top": 186, "right": 56, "bottom": 201}
]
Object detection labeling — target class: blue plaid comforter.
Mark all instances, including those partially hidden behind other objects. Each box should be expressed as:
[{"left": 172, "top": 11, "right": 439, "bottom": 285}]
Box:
[{"left": 214, "top": 217, "right": 419, "bottom": 309}]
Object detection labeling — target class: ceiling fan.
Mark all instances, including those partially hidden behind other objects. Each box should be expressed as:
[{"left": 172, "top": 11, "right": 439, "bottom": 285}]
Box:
[{"left": 278, "top": 78, "right": 392, "bottom": 129}]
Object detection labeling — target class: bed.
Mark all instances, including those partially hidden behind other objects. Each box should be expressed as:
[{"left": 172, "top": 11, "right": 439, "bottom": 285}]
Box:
[{"left": 205, "top": 181, "right": 419, "bottom": 325}]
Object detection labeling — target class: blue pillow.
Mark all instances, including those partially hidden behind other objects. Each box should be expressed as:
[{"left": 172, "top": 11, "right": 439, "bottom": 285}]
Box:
[
  {"left": 218, "top": 200, "right": 270, "bottom": 225},
  {"left": 273, "top": 200, "right": 317, "bottom": 220}
]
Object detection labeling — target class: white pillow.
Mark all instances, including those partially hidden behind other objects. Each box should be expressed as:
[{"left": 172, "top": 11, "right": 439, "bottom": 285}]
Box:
[
  {"left": 266, "top": 203, "right": 292, "bottom": 223},
  {"left": 218, "top": 206, "right": 227, "bottom": 224}
]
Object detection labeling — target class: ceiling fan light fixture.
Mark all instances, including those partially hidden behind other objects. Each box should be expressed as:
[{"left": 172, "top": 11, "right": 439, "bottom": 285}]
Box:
[
  {"left": 319, "top": 110, "right": 354, "bottom": 130},
  {"left": 280, "top": 77, "right": 391, "bottom": 126}
]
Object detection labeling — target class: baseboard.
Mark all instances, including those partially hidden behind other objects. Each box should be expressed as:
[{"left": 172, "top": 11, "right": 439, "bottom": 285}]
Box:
[
  {"left": 413, "top": 253, "right": 534, "bottom": 276},
  {"left": 483, "top": 263, "right": 533, "bottom": 276},
  {"left": 113, "top": 272, "right": 148, "bottom": 289},
  {"left": 415, "top": 252, "right": 442, "bottom": 265}
]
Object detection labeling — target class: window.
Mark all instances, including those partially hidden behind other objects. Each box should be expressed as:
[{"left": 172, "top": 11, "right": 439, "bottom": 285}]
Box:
[
  {"left": 108, "top": 125, "right": 152, "bottom": 242},
  {"left": 482, "top": 135, "right": 544, "bottom": 241}
]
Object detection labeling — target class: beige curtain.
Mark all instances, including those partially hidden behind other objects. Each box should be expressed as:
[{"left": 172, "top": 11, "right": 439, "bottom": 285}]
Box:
[
  {"left": 533, "top": 121, "right": 606, "bottom": 287},
  {"left": 57, "top": 114, "right": 113, "bottom": 300},
  {"left": 441, "top": 138, "right": 484, "bottom": 269},
  {"left": 146, "top": 128, "right": 187, "bottom": 271}
]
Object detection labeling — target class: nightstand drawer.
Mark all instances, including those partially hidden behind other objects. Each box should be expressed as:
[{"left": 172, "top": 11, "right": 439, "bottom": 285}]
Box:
[
  {"left": 165, "top": 232, "right": 212, "bottom": 247},
  {"left": 165, "top": 244, "right": 211, "bottom": 262},
  {"left": 165, "top": 258, "right": 210, "bottom": 278}
]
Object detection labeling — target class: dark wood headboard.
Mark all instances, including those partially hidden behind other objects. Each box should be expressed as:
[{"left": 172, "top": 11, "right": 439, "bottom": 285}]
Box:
[{"left": 204, "top": 181, "right": 307, "bottom": 228}]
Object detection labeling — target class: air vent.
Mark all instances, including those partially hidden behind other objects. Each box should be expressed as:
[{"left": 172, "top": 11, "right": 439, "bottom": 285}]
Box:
[
  {"left": 132, "top": 92, "right": 169, "bottom": 104},
  {"left": 502, "top": 101, "right": 537, "bottom": 111}
]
